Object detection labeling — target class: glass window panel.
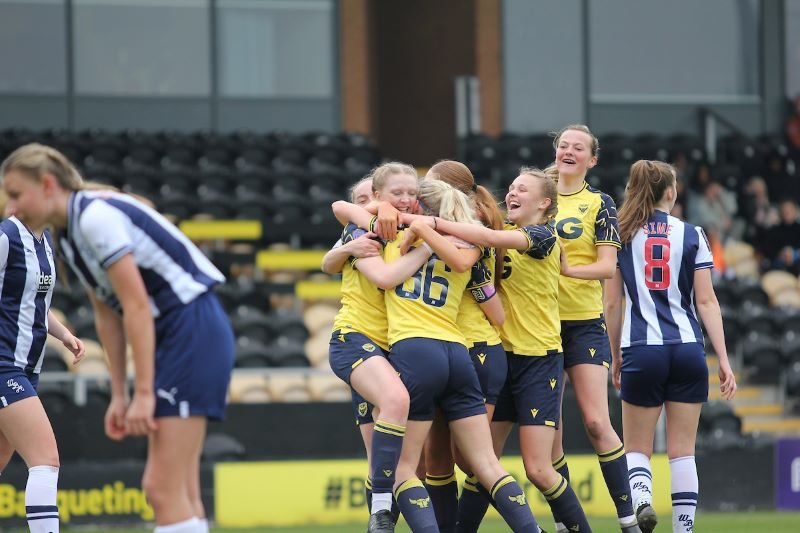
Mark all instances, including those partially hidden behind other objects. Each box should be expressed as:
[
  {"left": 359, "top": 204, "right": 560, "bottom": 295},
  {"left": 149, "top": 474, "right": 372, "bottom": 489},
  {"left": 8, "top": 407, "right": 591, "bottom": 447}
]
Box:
[
  {"left": 74, "top": 0, "right": 210, "bottom": 96},
  {"left": 218, "top": 0, "right": 333, "bottom": 98},
  {"left": 0, "top": 0, "right": 66, "bottom": 94},
  {"left": 590, "top": 0, "right": 760, "bottom": 101},
  {"left": 787, "top": 0, "right": 800, "bottom": 98}
]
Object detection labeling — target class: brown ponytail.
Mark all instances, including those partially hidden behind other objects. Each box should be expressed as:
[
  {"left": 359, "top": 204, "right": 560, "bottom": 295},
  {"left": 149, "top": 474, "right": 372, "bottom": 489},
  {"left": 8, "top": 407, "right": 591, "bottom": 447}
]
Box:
[{"left": 618, "top": 160, "right": 676, "bottom": 243}]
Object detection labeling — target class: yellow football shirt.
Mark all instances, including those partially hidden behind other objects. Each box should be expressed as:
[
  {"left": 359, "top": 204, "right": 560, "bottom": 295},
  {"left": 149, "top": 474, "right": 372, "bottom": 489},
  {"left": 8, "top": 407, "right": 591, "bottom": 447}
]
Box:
[
  {"left": 556, "top": 183, "right": 621, "bottom": 320},
  {"left": 457, "top": 247, "right": 502, "bottom": 347},
  {"left": 331, "top": 223, "right": 389, "bottom": 350},
  {"left": 384, "top": 230, "right": 470, "bottom": 346},
  {"left": 498, "top": 222, "right": 562, "bottom": 356}
]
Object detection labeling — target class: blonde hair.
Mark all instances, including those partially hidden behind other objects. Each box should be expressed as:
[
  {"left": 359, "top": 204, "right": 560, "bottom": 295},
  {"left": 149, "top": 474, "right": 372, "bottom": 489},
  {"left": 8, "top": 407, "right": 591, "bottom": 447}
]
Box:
[
  {"left": 348, "top": 177, "right": 373, "bottom": 203},
  {"left": 519, "top": 166, "right": 559, "bottom": 223},
  {"left": 368, "top": 161, "right": 418, "bottom": 193},
  {"left": 0, "top": 143, "right": 84, "bottom": 191},
  {"left": 551, "top": 124, "right": 600, "bottom": 159},
  {"left": 618, "top": 160, "right": 676, "bottom": 243},
  {"left": 417, "top": 180, "right": 480, "bottom": 225}
]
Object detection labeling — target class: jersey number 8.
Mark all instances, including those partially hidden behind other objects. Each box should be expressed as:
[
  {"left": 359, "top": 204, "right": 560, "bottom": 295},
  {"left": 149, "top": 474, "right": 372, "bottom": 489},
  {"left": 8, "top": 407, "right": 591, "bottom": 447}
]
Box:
[
  {"left": 644, "top": 237, "right": 670, "bottom": 290},
  {"left": 395, "top": 258, "right": 451, "bottom": 307}
]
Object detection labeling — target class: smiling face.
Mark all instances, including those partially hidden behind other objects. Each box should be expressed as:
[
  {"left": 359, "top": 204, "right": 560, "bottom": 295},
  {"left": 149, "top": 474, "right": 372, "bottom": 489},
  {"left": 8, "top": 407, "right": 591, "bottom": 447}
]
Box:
[
  {"left": 555, "top": 129, "right": 597, "bottom": 179},
  {"left": 375, "top": 172, "right": 417, "bottom": 212},
  {"left": 2, "top": 170, "right": 52, "bottom": 228},
  {"left": 505, "top": 173, "right": 551, "bottom": 225}
]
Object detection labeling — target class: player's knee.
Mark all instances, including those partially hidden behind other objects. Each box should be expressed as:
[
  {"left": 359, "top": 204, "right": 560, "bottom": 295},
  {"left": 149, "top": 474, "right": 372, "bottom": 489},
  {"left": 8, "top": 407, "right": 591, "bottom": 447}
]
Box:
[
  {"left": 583, "top": 416, "right": 610, "bottom": 442},
  {"left": 379, "top": 386, "right": 409, "bottom": 420},
  {"left": 142, "top": 472, "right": 173, "bottom": 509},
  {"left": 524, "top": 463, "right": 553, "bottom": 489}
]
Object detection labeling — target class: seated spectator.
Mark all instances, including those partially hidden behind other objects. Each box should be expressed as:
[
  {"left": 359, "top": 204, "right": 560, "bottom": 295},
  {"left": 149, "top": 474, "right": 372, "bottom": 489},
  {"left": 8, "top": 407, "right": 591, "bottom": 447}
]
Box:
[
  {"left": 687, "top": 180, "right": 742, "bottom": 242},
  {"left": 786, "top": 94, "right": 800, "bottom": 156},
  {"left": 761, "top": 199, "right": 800, "bottom": 274},
  {"left": 741, "top": 176, "right": 778, "bottom": 245}
]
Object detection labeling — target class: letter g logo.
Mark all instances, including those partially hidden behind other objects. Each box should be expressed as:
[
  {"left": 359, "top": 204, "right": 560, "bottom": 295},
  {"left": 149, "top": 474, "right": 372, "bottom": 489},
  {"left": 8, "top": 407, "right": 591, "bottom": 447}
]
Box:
[{"left": 557, "top": 218, "right": 583, "bottom": 239}]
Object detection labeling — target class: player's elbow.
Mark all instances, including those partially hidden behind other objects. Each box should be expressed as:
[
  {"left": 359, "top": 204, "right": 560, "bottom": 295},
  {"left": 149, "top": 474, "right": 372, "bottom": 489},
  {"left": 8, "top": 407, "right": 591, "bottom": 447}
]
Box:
[
  {"left": 489, "top": 313, "right": 505, "bottom": 327},
  {"left": 598, "top": 265, "right": 616, "bottom": 279},
  {"left": 449, "top": 260, "right": 473, "bottom": 274},
  {"left": 372, "top": 274, "right": 397, "bottom": 291}
]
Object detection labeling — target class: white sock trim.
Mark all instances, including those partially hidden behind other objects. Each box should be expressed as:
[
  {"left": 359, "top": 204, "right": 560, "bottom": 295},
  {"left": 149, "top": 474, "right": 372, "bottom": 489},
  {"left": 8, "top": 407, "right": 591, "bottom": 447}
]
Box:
[{"left": 371, "top": 492, "right": 392, "bottom": 513}]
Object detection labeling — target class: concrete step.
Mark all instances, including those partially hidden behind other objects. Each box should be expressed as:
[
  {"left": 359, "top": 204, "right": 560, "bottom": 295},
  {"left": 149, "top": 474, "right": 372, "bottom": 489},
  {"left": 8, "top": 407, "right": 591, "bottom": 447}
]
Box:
[
  {"left": 734, "top": 403, "right": 785, "bottom": 417},
  {"left": 742, "top": 417, "right": 800, "bottom": 434},
  {"left": 708, "top": 385, "right": 764, "bottom": 401}
]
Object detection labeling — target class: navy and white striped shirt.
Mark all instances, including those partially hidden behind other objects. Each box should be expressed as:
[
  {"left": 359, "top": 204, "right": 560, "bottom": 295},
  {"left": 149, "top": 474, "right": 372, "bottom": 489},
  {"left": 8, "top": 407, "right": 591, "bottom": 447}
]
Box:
[
  {"left": 618, "top": 210, "right": 713, "bottom": 348},
  {"left": 0, "top": 217, "right": 56, "bottom": 373},
  {"left": 58, "top": 191, "right": 225, "bottom": 318}
]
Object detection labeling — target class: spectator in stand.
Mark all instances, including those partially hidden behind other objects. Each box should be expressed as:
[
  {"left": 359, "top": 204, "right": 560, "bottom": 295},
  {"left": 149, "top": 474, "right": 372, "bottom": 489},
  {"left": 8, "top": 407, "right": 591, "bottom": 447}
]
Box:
[
  {"left": 764, "top": 154, "right": 799, "bottom": 203},
  {"left": 761, "top": 199, "right": 800, "bottom": 274},
  {"left": 740, "top": 176, "right": 778, "bottom": 246},
  {"left": 786, "top": 95, "right": 800, "bottom": 156},
  {"left": 687, "top": 180, "right": 742, "bottom": 242}
]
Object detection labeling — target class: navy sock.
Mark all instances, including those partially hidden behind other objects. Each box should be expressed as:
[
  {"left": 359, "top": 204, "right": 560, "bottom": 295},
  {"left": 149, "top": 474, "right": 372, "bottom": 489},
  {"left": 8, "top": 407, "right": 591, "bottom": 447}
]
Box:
[
  {"left": 543, "top": 475, "right": 592, "bottom": 533},
  {"left": 490, "top": 475, "right": 540, "bottom": 533},
  {"left": 456, "top": 475, "right": 491, "bottom": 533},
  {"left": 425, "top": 472, "right": 458, "bottom": 533},
  {"left": 551, "top": 454, "right": 570, "bottom": 527},
  {"left": 395, "top": 479, "right": 439, "bottom": 533},
  {"left": 599, "top": 445, "right": 635, "bottom": 521},
  {"left": 371, "top": 420, "right": 406, "bottom": 510}
]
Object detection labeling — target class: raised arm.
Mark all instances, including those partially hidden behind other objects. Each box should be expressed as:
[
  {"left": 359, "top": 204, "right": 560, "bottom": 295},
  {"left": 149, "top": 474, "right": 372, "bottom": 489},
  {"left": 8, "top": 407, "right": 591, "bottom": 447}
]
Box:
[
  {"left": 332, "top": 200, "right": 375, "bottom": 229},
  {"left": 694, "top": 268, "right": 737, "bottom": 400},
  {"left": 320, "top": 235, "right": 381, "bottom": 274},
  {"left": 603, "top": 269, "right": 624, "bottom": 390},
  {"left": 401, "top": 214, "right": 530, "bottom": 253},
  {"left": 356, "top": 244, "right": 433, "bottom": 290}
]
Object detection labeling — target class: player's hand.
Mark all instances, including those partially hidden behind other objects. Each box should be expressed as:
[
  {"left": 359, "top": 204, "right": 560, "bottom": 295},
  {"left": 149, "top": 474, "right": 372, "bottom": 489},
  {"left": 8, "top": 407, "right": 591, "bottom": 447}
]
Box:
[
  {"left": 347, "top": 232, "right": 382, "bottom": 258},
  {"left": 105, "top": 396, "right": 128, "bottom": 441},
  {"left": 399, "top": 228, "right": 418, "bottom": 256},
  {"left": 718, "top": 360, "right": 737, "bottom": 400},
  {"left": 611, "top": 355, "right": 622, "bottom": 390},
  {"left": 376, "top": 202, "right": 400, "bottom": 241},
  {"left": 125, "top": 391, "right": 157, "bottom": 436},
  {"left": 62, "top": 333, "right": 86, "bottom": 365}
]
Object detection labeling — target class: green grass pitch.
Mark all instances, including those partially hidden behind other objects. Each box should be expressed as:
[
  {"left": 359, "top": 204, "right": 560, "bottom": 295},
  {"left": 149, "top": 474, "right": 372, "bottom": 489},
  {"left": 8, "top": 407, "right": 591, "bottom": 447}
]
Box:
[{"left": 17, "top": 512, "right": 800, "bottom": 532}]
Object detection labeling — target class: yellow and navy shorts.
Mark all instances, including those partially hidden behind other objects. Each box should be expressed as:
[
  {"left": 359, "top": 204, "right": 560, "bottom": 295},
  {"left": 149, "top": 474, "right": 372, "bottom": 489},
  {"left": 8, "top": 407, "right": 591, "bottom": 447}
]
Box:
[
  {"left": 469, "top": 342, "right": 507, "bottom": 405},
  {"left": 494, "top": 351, "right": 564, "bottom": 427},
  {"left": 329, "top": 329, "right": 388, "bottom": 384},
  {"left": 561, "top": 316, "right": 612, "bottom": 369},
  {"left": 389, "top": 337, "right": 485, "bottom": 422}
]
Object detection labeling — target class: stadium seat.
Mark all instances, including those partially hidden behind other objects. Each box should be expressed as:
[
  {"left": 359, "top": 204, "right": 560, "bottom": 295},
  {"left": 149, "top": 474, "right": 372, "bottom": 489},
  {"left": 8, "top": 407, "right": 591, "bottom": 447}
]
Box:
[
  {"left": 739, "top": 305, "right": 777, "bottom": 336},
  {"left": 307, "top": 373, "right": 350, "bottom": 401},
  {"left": 786, "top": 362, "right": 800, "bottom": 398},
  {"left": 303, "top": 303, "right": 340, "bottom": 335},
  {"left": 41, "top": 344, "right": 69, "bottom": 373},
  {"left": 761, "top": 270, "right": 798, "bottom": 302},
  {"left": 267, "top": 372, "right": 311, "bottom": 402},
  {"left": 270, "top": 309, "right": 309, "bottom": 343},
  {"left": 202, "top": 433, "right": 246, "bottom": 462},
  {"left": 229, "top": 374, "right": 271, "bottom": 403},
  {"left": 700, "top": 401, "right": 742, "bottom": 435},
  {"left": 304, "top": 332, "right": 331, "bottom": 368},
  {"left": 268, "top": 338, "right": 309, "bottom": 368}
]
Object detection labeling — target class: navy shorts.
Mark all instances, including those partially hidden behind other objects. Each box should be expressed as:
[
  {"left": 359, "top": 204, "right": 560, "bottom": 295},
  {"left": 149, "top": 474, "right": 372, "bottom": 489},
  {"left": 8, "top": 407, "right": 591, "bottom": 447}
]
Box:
[
  {"left": 562, "top": 317, "right": 612, "bottom": 369},
  {"left": 352, "top": 389, "right": 374, "bottom": 426},
  {"left": 0, "top": 367, "right": 39, "bottom": 408},
  {"left": 154, "top": 292, "right": 235, "bottom": 420},
  {"left": 621, "top": 342, "right": 708, "bottom": 407},
  {"left": 389, "top": 338, "right": 485, "bottom": 422},
  {"left": 494, "top": 351, "right": 564, "bottom": 427},
  {"left": 469, "top": 342, "right": 507, "bottom": 405},
  {"left": 329, "top": 330, "right": 388, "bottom": 384}
]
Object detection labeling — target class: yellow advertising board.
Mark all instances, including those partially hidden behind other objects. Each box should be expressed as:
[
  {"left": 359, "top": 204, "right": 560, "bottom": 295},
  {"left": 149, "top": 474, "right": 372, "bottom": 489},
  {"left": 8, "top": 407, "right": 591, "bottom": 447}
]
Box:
[{"left": 215, "top": 454, "right": 672, "bottom": 527}]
